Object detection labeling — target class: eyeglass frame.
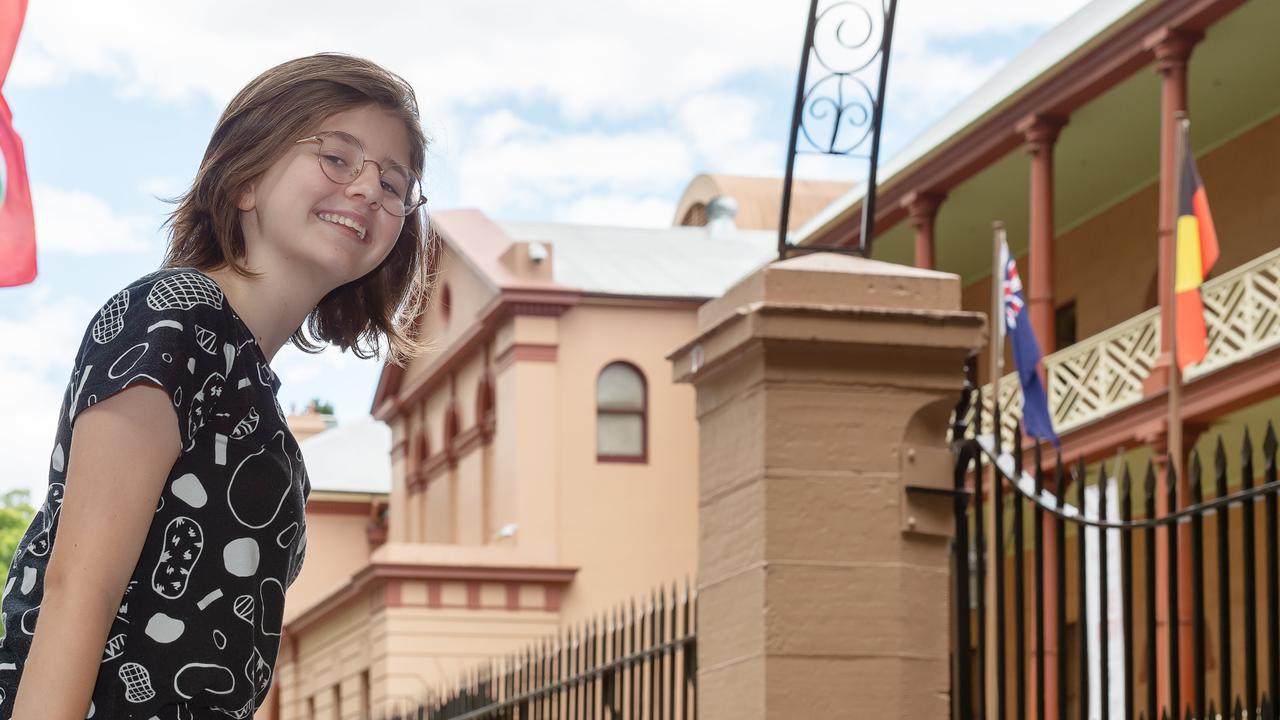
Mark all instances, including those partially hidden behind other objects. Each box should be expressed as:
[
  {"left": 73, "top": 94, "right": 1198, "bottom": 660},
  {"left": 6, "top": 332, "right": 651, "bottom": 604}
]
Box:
[{"left": 294, "top": 130, "right": 427, "bottom": 217}]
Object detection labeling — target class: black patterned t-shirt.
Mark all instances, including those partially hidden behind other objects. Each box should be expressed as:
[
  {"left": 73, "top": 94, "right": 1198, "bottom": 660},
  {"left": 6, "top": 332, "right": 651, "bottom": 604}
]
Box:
[{"left": 0, "top": 267, "right": 310, "bottom": 720}]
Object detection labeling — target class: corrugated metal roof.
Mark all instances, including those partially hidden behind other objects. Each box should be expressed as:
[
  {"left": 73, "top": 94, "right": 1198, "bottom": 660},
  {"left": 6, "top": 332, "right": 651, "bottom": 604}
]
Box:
[
  {"left": 497, "top": 220, "right": 778, "bottom": 299},
  {"left": 298, "top": 417, "right": 391, "bottom": 495}
]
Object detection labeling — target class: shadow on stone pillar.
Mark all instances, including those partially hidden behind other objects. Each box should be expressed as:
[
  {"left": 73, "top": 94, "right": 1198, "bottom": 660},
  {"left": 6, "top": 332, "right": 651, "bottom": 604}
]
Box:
[{"left": 669, "top": 252, "right": 987, "bottom": 719}]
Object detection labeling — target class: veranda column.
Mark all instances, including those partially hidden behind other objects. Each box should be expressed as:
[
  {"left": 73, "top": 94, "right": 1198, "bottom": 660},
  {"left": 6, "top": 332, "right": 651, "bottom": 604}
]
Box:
[
  {"left": 1016, "top": 114, "right": 1068, "bottom": 355},
  {"left": 670, "top": 253, "right": 986, "bottom": 719},
  {"left": 1143, "top": 28, "right": 1201, "bottom": 395},
  {"left": 902, "top": 190, "right": 946, "bottom": 270},
  {"left": 1016, "top": 112, "right": 1067, "bottom": 720},
  {"left": 1142, "top": 26, "right": 1203, "bottom": 711}
]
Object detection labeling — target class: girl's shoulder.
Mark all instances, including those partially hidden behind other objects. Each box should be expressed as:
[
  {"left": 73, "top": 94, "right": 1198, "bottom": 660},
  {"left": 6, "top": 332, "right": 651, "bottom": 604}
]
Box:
[
  {"left": 110, "top": 266, "right": 225, "bottom": 304},
  {"left": 86, "top": 267, "right": 232, "bottom": 336}
]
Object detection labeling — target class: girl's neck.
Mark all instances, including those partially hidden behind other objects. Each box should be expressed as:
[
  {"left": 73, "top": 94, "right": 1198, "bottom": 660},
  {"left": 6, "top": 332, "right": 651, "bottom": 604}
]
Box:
[{"left": 201, "top": 261, "right": 327, "bottom": 365}]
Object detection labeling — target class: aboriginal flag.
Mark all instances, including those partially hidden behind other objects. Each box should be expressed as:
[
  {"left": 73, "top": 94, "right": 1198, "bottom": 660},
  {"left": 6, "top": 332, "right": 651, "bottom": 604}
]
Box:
[{"left": 1174, "top": 125, "right": 1220, "bottom": 370}]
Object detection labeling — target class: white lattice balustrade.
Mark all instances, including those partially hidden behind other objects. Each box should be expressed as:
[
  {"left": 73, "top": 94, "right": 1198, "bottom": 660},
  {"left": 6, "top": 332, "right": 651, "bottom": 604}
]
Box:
[{"left": 971, "top": 246, "right": 1280, "bottom": 447}]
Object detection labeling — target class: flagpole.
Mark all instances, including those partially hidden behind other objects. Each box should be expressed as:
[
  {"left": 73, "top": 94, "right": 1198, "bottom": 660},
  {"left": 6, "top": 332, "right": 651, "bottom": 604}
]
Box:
[
  {"left": 1168, "top": 110, "right": 1194, "bottom": 710},
  {"left": 1169, "top": 113, "right": 1187, "bottom": 489},
  {"left": 991, "top": 221, "right": 1006, "bottom": 417},
  {"left": 987, "top": 221, "right": 1006, "bottom": 718}
]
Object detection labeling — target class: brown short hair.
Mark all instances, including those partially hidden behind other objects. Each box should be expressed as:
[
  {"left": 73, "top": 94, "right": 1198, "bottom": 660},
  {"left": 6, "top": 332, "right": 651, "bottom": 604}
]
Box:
[{"left": 162, "top": 52, "right": 436, "bottom": 367}]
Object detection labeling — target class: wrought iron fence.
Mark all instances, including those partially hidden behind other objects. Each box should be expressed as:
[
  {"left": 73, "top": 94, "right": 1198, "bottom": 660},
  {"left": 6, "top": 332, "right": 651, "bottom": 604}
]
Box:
[
  {"left": 378, "top": 583, "right": 697, "bottom": 720},
  {"left": 952, "top": 372, "right": 1280, "bottom": 720}
]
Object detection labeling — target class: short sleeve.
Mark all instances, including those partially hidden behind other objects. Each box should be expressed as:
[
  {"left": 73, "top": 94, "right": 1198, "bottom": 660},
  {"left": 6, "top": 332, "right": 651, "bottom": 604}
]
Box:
[{"left": 68, "top": 270, "right": 236, "bottom": 454}]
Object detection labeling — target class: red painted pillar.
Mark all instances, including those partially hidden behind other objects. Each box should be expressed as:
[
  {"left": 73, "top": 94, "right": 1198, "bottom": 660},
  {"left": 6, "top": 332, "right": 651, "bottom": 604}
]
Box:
[
  {"left": 902, "top": 190, "right": 946, "bottom": 270},
  {"left": 1144, "top": 28, "right": 1201, "bottom": 394},
  {"left": 1143, "top": 25, "right": 1203, "bottom": 713},
  {"left": 1016, "top": 113, "right": 1067, "bottom": 720},
  {"left": 1017, "top": 114, "right": 1068, "bottom": 356}
]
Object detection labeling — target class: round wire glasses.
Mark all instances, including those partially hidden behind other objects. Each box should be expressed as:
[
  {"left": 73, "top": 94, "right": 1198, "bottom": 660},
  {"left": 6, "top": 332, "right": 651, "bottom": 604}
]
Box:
[{"left": 295, "top": 130, "right": 425, "bottom": 217}]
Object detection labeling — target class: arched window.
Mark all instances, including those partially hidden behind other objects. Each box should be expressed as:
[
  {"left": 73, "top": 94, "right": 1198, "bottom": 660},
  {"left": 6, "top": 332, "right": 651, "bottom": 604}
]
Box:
[
  {"left": 439, "top": 283, "right": 452, "bottom": 327},
  {"left": 443, "top": 402, "right": 460, "bottom": 462},
  {"left": 475, "top": 373, "right": 496, "bottom": 438},
  {"left": 596, "top": 362, "right": 647, "bottom": 463}
]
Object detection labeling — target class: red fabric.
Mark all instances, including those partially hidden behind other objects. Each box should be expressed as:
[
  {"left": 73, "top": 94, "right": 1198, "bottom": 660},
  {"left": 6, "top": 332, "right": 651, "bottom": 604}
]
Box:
[
  {"left": 0, "top": 95, "right": 34, "bottom": 287},
  {"left": 0, "top": 0, "right": 34, "bottom": 287},
  {"left": 1192, "top": 185, "right": 1219, "bottom": 274},
  {"left": 1175, "top": 282, "right": 1208, "bottom": 369},
  {"left": 0, "top": 0, "right": 25, "bottom": 83}
]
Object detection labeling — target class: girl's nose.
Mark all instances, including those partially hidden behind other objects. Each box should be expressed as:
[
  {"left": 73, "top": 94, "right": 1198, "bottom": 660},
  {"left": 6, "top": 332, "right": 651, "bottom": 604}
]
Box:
[{"left": 346, "top": 163, "right": 384, "bottom": 205}]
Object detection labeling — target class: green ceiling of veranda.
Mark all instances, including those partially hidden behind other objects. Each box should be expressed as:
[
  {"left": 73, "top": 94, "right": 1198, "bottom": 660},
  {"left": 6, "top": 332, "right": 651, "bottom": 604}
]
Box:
[{"left": 870, "top": 0, "right": 1280, "bottom": 287}]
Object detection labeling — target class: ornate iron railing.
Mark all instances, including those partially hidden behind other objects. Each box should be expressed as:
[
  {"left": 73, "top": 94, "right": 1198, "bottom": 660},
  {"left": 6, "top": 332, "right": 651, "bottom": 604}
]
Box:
[
  {"left": 971, "top": 246, "right": 1280, "bottom": 445},
  {"left": 952, "top": 379, "right": 1280, "bottom": 719},
  {"left": 378, "top": 583, "right": 697, "bottom": 720},
  {"left": 777, "top": 0, "right": 898, "bottom": 259}
]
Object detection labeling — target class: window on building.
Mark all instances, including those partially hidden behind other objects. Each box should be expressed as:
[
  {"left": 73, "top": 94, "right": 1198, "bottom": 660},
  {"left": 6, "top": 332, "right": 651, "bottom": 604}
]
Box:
[
  {"left": 1055, "top": 300, "right": 1078, "bottom": 351},
  {"left": 361, "top": 670, "right": 371, "bottom": 720},
  {"left": 596, "top": 362, "right": 647, "bottom": 462}
]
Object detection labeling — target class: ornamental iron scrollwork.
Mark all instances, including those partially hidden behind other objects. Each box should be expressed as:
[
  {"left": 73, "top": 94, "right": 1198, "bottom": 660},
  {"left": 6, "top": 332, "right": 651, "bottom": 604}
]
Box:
[{"left": 778, "top": 0, "right": 898, "bottom": 260}]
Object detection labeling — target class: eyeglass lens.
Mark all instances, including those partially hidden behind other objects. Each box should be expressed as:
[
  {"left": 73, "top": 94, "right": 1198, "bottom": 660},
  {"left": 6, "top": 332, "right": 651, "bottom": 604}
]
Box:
[{"left": 316, "top": 132, "right": 421, "bottom": 216}]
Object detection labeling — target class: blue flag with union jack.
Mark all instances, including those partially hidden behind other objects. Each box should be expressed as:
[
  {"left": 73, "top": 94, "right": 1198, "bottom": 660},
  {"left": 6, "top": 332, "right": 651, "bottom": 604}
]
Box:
[{"left": 1000, "top": 240, "right": 1060, "bottom": 446}]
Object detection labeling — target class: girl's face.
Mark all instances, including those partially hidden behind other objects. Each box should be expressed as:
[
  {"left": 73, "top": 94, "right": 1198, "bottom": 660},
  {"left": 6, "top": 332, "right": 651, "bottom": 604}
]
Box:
[{"left": 237, "top": 104, "right": 414, "bottom": 289}]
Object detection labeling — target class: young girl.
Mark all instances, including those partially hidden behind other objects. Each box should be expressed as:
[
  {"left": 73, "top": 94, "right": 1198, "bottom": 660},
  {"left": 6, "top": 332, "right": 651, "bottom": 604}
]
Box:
[{"left": 0, "top": 53, "right": 434, "bottom": 719}]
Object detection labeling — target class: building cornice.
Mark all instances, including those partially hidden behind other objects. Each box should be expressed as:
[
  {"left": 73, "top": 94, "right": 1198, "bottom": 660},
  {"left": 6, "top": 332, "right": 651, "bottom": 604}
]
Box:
[
  {"left": 284, "top": 560, "right": 578, "bottom": 636},
  {"left": 372, "top": 287, "right": 580, "bottom": 421}
]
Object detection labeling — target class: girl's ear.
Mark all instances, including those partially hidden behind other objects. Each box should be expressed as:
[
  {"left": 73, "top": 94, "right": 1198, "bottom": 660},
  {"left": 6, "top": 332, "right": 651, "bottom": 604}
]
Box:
[{"left": 236, "top": 184, "right": 256, "bottom": 212}]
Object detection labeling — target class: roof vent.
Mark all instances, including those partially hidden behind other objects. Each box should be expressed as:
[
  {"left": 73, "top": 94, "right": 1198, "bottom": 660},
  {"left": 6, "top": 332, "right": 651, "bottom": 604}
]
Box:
[{"left": 706, "top": 195, "right": 738, "bottom": 235}]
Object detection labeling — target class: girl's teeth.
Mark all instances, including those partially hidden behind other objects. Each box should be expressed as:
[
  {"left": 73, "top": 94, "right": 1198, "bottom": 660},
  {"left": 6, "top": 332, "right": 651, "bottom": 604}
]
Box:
[{"left": 319, "top": 213, "right": 365, "bottom": 239}]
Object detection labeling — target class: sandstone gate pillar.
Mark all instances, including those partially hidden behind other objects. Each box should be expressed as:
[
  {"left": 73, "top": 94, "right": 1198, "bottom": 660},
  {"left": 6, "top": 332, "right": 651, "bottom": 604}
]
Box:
[{"left": 669, "top": 253, "right": 986, "bottom": 718}]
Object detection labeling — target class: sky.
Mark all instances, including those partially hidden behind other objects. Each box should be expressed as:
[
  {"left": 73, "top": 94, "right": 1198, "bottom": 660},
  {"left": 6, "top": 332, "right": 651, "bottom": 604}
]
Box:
[{"left": 0, "top": 0, "right": 1092, "bottom": 498}]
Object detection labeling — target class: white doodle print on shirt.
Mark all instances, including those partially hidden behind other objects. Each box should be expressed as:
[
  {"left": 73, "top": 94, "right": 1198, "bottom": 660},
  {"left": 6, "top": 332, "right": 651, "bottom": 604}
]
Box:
[
  {"left": 171, "top": 473, "right": 208, "bottom": 509},
  {"left": 245, "top": 646, "right": 272, "bottom": 699},
  {"left": 174, "top": 662, "right": 236, "bottom": 699},
  {"left": 144, "top": 612, "right": 185, "bottom": 644},
  {"left": 116, "top": 580, "right": 137, "bottom": 624},
  {"left": 232, "top": 595, "right": 254, "bottom": 626},
  {"left": 91, "top": 288, "right": 130, "bottom": 344},
  {"left": 226, "top": 431, "right": 292, "bottom": 529},
  {"left": 195, "top": 324, "right": 220, "bottom": 355},
  {"left": 230, "top": 406, "right": 260, "bottom": 440},
  {"left": 106, "top": 342, "right": 149, "bottom": 380},
  {"left": 223, "top": 537, "right": 260, "bottom": 577},
  {"left": 258, "top": 578, "right": 284, "bottom": 637},
  {"left": 102, "top": 633, "right": 126, "bottom": 663},
  {"left": 146, "top": 272, "right": 224, "bottom": 313},
  {"left": 17, "top": 483, "right": 63, "bottom": 561},
  {"left": 50, "top": 442, "right": 65, "bottom": 473},
  {"left": 119, "top": 662, "right": 156, "bottom": 703},
  {"left": 186, "top": 371, "right": 227, "bottom": 451},
  {"left": 211, "top": 696, "right": 255, "bottom": 720},
  {"left": 152, "top": 517, "right": 203, "bottom": 599}
]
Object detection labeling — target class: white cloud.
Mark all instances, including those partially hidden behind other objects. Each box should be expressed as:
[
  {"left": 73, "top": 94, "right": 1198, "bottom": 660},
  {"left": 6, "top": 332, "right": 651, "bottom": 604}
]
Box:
[
  {"left": 0, "top": 289, "right": 96, "bottom": 497},
  {"left": 6, "top": 0, "right": 1091, "bottom": 226},
  {"left": 556, "top": 194, "right": 676, "bottom": 228},
  {"left": 8, "top": 1, "right": 1087, "bottom": 121},
  {"left": 676, "top": 93, "right": 784, "bottom": 177},
  {"left": 32, "top": 183, "right": 157, "bottom": 255},
  {"left": 457, "top": 115, "right": 693, "bottom": 212}
]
